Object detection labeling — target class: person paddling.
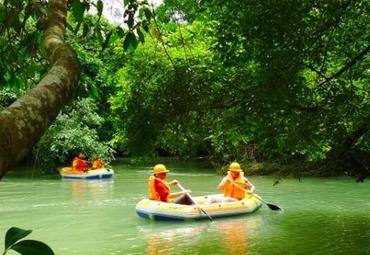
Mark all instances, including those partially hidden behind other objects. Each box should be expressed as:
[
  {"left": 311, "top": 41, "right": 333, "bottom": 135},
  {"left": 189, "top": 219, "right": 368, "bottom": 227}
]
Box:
[
  {"left": 217, "top": 162, "right": 255, "bottom": 201},
  {"left": 148, "top": 164, "right": 191, "bottom": 203},
  {"left": 91, "top": 155, "right": 105, "bottom": 169},
  {"left": 72, "top": 153, "right": 90, "bottom": 172}
]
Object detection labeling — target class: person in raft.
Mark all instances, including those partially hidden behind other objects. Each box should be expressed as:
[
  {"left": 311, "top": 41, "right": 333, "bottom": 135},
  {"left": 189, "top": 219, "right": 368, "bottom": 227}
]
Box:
[
  {"left": 91, "top": 155, "right": 105, "bottom": 170},
  {"left": 72, "top": 153, "right": 90, "bottom": 172},
  {"left": 148, "top": 164, "right": 191, "bottom": 203},
  {"left": 217, "top": 162, "right": 255, "bottom": 201}
]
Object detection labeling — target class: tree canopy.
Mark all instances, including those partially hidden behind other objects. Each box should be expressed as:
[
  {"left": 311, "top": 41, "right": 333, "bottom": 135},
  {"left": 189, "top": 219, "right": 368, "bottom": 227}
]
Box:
[{"left": 1, "top": 0, "right": 370, "bottom": 178}]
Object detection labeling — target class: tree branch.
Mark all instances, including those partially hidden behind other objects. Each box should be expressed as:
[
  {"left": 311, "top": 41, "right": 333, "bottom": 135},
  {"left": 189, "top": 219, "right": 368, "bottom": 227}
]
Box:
[
  {"left": 318, "top": 43, "right": 370, "bottom": 87},
  {"left": 0, "top": 0, "right": 80, "bottom": 178}
]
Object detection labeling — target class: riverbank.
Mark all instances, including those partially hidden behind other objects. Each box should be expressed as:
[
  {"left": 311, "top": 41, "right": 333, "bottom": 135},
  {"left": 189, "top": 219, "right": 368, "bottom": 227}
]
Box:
[
  {"left": 241, "top": 160, "right": 364, "bottom": 181},
  {"left": 3, "top": 157, "right": 365, "bottom": 182}
]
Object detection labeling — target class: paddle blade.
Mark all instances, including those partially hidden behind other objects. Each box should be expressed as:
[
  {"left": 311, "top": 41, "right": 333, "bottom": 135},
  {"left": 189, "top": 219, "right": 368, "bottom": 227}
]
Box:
[{"left": 266, "top": 203, "right": 283, "bottom": 212}]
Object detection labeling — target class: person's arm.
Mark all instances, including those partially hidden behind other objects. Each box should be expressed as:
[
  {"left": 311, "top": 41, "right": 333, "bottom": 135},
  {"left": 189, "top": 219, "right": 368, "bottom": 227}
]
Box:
[
  {"left": 168, "top": 190, "right": 191, "bottom": 199},
  {"left": 168, "top": 180, "right": 192, "bottom": 197},
  {"left": 82, "top": 159, "right": 91, "bottom": 166},
  {"left": 244, "top": 177, "right": 255, "bottom": 193},
  {"left": 168, "top": 179, "right": 179, "bottom": 186},
  {"left": 72, "top": 159, "right": 78, "bottom": 169},
  {"left": 217, "top": 177, "right": 228, "bottom": 191}
]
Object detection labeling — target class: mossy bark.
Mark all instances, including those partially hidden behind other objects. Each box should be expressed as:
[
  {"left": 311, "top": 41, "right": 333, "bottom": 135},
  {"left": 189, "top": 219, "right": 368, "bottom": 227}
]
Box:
[{"left": 0, "top": 0, "right": 80, "bottom": 179}]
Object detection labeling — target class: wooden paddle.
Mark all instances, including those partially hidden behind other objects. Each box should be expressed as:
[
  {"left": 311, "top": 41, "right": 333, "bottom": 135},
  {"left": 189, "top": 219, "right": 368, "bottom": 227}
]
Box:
[
  {"left": 177, "top": 183, "right": 213, "bottom": 221},
  {"left": 228, "top": 179, "right": 283, "bottom": 212}
]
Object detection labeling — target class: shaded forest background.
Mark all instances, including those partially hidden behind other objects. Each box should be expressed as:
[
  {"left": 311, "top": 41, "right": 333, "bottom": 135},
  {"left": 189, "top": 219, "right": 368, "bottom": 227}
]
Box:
[{"left": 1, "top": 0, "right": 370, "bottom": 180}]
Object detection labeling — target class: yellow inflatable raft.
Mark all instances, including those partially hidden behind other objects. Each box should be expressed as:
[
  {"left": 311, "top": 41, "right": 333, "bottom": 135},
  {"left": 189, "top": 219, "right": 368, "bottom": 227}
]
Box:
[
  {"left": 60, "top": 167, "right": 114, "bottom": 179},
  {"left": 136, "top": 194, "right": 262, "bottom": 221}
]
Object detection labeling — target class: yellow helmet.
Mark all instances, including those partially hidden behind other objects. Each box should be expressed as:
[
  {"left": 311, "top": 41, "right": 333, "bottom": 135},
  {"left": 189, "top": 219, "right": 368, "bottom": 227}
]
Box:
[
  {"left": 153, "top": 164, "right": 169, "bottom": 174},
  {"left": 229, "top": 162, "right": 242, "bottom": 172}
]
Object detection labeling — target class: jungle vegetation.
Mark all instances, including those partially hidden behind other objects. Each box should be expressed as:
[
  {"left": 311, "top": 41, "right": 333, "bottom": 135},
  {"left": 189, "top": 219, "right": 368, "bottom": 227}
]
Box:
[{"left": 1, "top": 0, "right": 370, "bottom": 180}]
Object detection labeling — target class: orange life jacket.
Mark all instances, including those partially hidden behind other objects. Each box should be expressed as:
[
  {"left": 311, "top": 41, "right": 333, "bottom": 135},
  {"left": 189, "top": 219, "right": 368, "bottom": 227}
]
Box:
[
  {"left": 72, "top": 157, "right": 88, "bottom": 172},
  {"left": 92, "top": 160, "right": 104, "bottom": 169},
  {"left": 222, "top": 171, "right": 247, "bottom": 200},
  {"left": 148, "top": 176, "right": 171, "bottom": 201}
]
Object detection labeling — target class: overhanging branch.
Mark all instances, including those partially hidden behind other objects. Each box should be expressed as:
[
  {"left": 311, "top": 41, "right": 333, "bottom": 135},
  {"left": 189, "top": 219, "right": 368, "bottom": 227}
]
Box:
[{"left": 318, "top": 43, "right": 370, "bottom": 87}]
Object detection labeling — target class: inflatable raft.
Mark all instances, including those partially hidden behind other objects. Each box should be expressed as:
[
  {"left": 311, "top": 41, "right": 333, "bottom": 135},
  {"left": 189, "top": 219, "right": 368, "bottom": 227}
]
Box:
[
  {"left": 136, "top": 194, "right": 262, "bottom": 221},
  {"left": 60, "top": 167, "right": 114, "bottom": 179}
]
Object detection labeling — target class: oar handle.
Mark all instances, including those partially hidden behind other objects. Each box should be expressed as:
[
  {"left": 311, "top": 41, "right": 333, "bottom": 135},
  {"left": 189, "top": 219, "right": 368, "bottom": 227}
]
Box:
[
  {"left": 177, "top": 183, "right": 213, "bottom": 221},
  {"left": 176, "top": 183, "right": 195, "bottom": 202}
]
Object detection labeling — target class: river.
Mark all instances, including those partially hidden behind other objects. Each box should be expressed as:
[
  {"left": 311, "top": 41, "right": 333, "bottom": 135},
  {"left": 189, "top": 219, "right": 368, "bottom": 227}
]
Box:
[{"left": 1, "top": 161, "right": 370, "bottom": 254}]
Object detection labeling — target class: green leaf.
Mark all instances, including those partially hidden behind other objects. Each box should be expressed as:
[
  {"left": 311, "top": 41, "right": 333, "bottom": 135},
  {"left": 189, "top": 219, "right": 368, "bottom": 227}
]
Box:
[
  {"left": 143, "top": 7, "right": 152, "bottom": 21},
  {"left": 137, "top": 28, "right": 145, "bottom": 43},
  {"left": 11, "top": 240, "right": 55, "bottom": 255},
  {"left": 11, "top": 13, "right": 21, "bottom": 33},
  {"left": 5, "top": 227, "right": 32, "bottom": 250},
  {"left": 71, "top": 0, "right": 85, "bottom": 23},
  {"left": 116, "top": 27, "right": 125, "bottom": 37},
  {"left": 82, "top": 23, "right": 89, "bottom": 37},
  {"left": 127, "top": 14, "right": 134, "bottom": 29},
  {"left": 97, "top": 0, "right": 103, "bottom": 19},
  {"left": 89, "top": 84, "right": 100, "bottom": 98},
  {"left": 108, "top": 33, "right": 119, "bottom": 45},
  {"left": 95, "top": 26, "right": 103, "bottom": 44},
  {"left": 123, "top": 32, "right": 138, "bottom": 51},
  {"left": 142, "top": 20, "right": 149, "bottom": 32},
  {"left": 66, "top": 22, "right": 74, "bottom": 32},
  {"left": 102, "top": 31, "right": 112, "bottom": 51},
  {"left": 0, "top": 8, "right": 6, "bottom": 23},
  {"left": 74, "top": 21, "right": 82, "bottom": 34}
]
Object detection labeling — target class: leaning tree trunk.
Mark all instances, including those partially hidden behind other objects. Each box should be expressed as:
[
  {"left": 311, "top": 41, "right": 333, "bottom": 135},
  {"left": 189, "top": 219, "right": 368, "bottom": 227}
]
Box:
[{"left": 0, "top": 0, "right": 80, "bottom": 179}]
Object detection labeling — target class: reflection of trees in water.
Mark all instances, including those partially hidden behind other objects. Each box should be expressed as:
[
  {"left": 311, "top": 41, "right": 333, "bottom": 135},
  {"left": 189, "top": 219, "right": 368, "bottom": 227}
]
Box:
[
  {"left": 61, "top": 179, "right": 114, "bottom": 203},
  {"left": 137, "top": 217, "right": 262, "bottom": 255}
]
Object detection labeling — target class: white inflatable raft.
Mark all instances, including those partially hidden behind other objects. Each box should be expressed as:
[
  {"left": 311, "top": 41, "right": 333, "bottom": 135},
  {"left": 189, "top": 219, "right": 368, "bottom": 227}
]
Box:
[
  {"left": 136, "top": 194, "right": 262, "bottom": 221},
  {"left": 60, "top": 167, "right": 114, "bottom": 179}
]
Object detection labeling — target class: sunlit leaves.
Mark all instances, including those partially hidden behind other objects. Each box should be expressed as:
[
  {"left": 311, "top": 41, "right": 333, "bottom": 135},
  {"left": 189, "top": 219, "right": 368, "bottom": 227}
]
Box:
[
  {"left": 110, "top": 20, "right": 225, "bottom": 156},
  {"left": 0, "top": 0, "right": 48, "bottom": 90},
  {"left": 34, "top": 98, "right": 114, "bottom": 172}
]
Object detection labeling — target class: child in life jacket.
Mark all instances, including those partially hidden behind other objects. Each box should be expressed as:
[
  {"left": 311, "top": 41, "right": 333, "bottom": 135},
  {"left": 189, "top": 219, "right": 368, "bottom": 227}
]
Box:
[
  {"left": 148, "top": 164, "right": 191, "bottom": 203},
  {"left": 217, "top": 162, "right": 255, "bottom": 202}
]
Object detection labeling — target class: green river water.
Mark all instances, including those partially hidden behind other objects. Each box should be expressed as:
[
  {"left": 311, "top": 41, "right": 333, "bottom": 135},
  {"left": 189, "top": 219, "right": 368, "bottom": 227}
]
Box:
[{"left": 1, "top": 161, "right": 370, "bottom": 255}]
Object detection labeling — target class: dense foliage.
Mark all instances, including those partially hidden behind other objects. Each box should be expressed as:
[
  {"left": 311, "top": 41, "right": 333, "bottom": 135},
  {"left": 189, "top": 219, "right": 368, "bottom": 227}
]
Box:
[
  {"left": 33, "top": 98, "right": 114, "bottom": 172},
  {"left": 0, "top": 0, "right": 48, "bottom": 90},
  {"left": 2, "top": 0, "right": 370, "bottom": 177},
  {"left": 108, "top": 0, "right": 370, "bottom": 177}
]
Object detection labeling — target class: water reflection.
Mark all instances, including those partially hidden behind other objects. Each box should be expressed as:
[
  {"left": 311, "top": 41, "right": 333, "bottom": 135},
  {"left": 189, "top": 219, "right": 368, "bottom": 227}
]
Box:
[
  {"left": 137, "top": 216, "right": 262, "bottom": 255},
  {"left": 61, "top": 179, "right": 114, "bottom": 202},
  {"left": 137, "top": 222, "right": 209, "bottom": 254},
  {"left": 216, "top": 220, "right": 249, "bottom": 254}
]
